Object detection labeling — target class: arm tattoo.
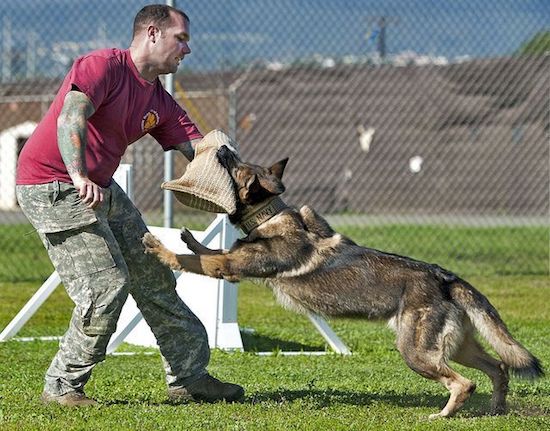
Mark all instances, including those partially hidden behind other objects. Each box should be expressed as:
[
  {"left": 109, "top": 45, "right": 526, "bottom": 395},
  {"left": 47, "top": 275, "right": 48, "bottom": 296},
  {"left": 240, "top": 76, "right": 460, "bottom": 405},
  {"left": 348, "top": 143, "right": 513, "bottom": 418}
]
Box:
[
  {"left": 57, "top": 91, "right": 95, "bottom": 178},
  {"left": 174, "top": 139, "right": 200, "bottom": 161}
]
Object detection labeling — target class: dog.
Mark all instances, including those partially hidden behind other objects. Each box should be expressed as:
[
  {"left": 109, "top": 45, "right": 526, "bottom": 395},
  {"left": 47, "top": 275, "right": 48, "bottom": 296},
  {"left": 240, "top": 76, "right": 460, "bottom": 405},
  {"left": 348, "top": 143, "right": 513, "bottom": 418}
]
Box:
[{"left": 143, "top": 145, "right": 543, "bottom": 419}]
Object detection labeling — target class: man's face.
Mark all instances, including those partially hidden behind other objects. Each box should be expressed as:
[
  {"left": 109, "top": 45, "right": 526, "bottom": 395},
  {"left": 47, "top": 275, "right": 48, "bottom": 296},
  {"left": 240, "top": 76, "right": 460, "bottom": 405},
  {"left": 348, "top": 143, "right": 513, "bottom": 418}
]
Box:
[{"left": 154, "top": 11, "right": 191, "bottom": 74}]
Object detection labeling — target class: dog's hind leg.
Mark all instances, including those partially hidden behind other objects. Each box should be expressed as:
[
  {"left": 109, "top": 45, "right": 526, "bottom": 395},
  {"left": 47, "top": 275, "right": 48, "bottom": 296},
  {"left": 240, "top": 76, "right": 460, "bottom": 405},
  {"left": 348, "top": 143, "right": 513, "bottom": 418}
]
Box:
[
  {"left": 429, "top": 369, "right": 477, "bottom": 419},
  {"left": 395, "top": 310, "right": 476, "bottom": 419},
  {"left": 399, "top": 347, "right": 476, "bottom": 419},
  {"left": 451, "top": 332, "right": 509, "bottom": 415}
]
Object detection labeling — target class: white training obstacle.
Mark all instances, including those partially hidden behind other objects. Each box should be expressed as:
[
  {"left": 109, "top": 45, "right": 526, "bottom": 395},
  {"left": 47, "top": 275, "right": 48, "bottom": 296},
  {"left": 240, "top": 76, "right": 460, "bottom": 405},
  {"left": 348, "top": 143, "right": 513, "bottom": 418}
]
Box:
[
  {"left": 107, "top": 215, "right": 244, "bottom": 353},
  {"left": 1, "top": 164, "right": 351, "bottom": 355}
]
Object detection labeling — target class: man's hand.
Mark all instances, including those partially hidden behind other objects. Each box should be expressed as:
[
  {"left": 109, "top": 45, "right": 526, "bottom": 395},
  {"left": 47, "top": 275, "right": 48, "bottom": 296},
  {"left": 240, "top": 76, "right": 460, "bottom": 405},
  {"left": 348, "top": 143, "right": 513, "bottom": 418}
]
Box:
[{"left": 72, "top": 174, "right": 104, "bottom": 209}]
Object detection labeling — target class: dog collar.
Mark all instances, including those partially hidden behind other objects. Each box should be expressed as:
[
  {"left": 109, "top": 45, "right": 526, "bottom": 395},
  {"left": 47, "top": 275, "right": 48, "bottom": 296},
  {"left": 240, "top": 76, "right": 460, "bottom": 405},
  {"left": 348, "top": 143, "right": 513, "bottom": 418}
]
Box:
[{"left": 239, "top": 197, "right": 288, "bottom": 234}]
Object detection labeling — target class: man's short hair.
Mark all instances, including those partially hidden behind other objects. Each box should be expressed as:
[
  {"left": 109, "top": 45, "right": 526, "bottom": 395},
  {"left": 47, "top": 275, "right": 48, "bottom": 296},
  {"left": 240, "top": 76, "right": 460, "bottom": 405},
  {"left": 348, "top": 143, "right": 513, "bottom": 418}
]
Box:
[{"left": 133, "top": 4, "right": 189, "bottom": 38}]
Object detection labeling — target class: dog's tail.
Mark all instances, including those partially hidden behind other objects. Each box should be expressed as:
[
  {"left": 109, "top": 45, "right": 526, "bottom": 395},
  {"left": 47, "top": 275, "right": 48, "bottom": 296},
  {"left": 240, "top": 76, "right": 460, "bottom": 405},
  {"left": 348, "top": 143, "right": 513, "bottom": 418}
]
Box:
[{"left": 450, "top": 280, "right": 544, "bottom": 379}]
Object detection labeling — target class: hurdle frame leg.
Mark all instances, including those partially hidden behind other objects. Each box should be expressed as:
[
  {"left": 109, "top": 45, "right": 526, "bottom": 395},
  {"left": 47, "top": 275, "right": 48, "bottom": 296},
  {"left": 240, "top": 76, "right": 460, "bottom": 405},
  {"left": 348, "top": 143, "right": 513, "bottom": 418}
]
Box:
[{"left": 0, "top": 271, "right": 61, "bottom": 341}]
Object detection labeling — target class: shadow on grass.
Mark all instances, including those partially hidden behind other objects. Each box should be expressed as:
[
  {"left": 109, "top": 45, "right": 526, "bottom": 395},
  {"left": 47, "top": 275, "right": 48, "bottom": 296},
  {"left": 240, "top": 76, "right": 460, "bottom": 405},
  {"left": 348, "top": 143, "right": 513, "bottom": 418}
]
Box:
[
  {"left": 103, "top": 391, "right": 550, "bottom": 417},
  {"left": 240, "top": 331, "right": 324, "bottom": 353},
  {"left": 248, "top": 389, "right": 493, "bottom": 416}
]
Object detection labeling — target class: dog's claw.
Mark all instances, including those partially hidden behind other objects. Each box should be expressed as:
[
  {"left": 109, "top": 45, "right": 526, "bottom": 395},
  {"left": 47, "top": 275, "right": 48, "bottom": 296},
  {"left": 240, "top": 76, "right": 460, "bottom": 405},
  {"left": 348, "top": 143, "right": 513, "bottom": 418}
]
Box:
[{"left": 180, "top": 228, "right": 194, "bottom": 244}]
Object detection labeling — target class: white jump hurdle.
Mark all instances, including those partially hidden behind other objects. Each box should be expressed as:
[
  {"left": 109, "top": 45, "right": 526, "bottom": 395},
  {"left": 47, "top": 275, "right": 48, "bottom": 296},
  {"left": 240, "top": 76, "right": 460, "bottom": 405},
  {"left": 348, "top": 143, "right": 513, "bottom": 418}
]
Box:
[
  {"left": 107, "top": 215, "right": 244, "bottom": 353},
  {"left": 1, "top": 164, "right": 351, "bottom": 355}
]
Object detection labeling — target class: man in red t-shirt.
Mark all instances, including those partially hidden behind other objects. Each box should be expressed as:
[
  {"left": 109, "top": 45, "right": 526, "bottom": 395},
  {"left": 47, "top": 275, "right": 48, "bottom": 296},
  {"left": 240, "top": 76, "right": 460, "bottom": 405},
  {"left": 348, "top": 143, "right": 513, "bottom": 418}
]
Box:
[{"left": 16, "top": 4, "right": 243, "bottom": 406}]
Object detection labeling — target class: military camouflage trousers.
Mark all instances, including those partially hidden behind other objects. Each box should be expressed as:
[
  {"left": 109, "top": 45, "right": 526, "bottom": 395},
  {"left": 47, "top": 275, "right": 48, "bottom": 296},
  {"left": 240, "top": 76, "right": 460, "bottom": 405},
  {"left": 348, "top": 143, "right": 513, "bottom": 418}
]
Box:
[{"left": 16, "top": 180, "right": 210, "bottom": 396}]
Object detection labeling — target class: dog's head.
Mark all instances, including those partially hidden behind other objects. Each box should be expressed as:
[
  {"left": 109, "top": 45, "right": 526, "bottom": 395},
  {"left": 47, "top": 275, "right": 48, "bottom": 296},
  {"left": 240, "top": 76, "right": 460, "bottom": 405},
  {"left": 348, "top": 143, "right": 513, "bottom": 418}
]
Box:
[{"left": 217, "top": 145, "right": 288, "bottom": 206}]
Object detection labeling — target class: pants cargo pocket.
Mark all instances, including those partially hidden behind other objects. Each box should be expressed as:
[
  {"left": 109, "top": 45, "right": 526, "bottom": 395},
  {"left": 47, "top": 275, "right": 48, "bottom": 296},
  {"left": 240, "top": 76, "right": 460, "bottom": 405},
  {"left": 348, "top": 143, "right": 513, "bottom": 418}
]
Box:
[
  {"left": 44, "top": 223, "right": 117, "bottom": 280},
  {"left": 44, "top": 222, "right": 127, "bottom": 336},
  {"left": 83, "top": 300, "right": 122, "bottom": 336}
]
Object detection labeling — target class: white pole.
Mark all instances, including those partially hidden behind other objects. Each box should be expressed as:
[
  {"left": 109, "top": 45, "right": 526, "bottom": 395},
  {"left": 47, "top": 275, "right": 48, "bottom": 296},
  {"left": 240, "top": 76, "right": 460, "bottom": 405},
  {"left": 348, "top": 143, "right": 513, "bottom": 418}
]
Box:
[
  {"left": 26, "top": 31, "right": 37, "bottom": 79},
  {"left": 2, "top": 17, "right": 13, "bottom": 82},
  {"left": 164, "top": 74, "right": 174, "bottom": 228},
  {"left": 163, "top": 0, "right": 176, "bottom": 227}
]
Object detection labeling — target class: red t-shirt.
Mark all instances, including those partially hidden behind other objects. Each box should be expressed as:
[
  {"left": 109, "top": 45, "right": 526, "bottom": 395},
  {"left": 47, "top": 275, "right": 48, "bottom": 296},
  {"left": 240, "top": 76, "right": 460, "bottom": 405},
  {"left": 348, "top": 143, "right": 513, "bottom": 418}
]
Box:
[{"left": 16, "top": 48, "right": 202, "bottom": 187}]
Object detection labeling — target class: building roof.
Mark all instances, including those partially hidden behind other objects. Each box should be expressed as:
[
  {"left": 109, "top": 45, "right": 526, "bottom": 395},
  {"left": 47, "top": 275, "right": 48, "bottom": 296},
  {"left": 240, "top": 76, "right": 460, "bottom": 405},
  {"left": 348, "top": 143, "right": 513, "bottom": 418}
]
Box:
[
  {"left": 225, "top": 55, "right": 548, "bottom": 215},
  {"left": 2, "top": 55, "right": 547, "bottom": 216}
]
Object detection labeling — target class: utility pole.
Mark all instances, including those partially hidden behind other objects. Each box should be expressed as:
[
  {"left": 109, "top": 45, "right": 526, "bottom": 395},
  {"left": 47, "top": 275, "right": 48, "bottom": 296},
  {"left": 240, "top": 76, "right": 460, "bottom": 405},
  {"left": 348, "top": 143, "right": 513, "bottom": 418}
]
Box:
[
  {"left": 366, "top": 16, "right": 399, "bottom": 60},
  {"left": 377, "top": 17, "right": 387, "bottom": 59}
]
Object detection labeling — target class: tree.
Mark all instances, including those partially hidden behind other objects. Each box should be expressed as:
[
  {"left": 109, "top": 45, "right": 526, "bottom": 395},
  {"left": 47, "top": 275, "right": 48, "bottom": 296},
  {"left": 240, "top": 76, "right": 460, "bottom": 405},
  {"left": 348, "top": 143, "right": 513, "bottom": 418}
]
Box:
[{"left": 517, "top": 31, "right": 550, "bottom": 55}]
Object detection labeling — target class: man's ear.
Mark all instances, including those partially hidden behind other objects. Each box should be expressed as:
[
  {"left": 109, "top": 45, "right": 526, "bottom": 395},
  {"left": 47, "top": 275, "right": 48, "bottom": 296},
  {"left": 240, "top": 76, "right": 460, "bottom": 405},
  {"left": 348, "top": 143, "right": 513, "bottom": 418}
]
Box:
[
  {"left": 147, "top": 25, "right": 158, "bottom": 42},
  {"left": 270, "top": 158, "right": 289, "bottom": 180}
]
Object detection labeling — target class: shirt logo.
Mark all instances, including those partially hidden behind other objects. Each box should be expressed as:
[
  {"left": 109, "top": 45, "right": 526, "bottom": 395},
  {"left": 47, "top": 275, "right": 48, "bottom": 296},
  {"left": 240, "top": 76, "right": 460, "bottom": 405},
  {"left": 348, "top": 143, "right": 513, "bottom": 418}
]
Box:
[{"left": 141, "top": 109, "right": 160, "bottom": 132}]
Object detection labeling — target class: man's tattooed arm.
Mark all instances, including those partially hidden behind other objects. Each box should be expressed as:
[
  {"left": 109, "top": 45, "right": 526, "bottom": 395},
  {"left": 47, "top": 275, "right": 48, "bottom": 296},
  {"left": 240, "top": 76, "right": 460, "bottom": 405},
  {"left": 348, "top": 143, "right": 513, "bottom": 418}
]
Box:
[
  {"left": 57, "top": 90, "right": 103, "bottom": 208},
  {"left": 173, "top": 138, "right": 202, "bottom": 161}
]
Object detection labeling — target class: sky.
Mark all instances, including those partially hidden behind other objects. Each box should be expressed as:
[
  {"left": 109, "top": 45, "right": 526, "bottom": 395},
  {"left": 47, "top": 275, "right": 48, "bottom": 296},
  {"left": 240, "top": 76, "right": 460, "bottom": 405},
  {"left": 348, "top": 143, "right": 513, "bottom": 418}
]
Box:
[{"left": 0, "top": 0, "right": 548, "bottom": 77}]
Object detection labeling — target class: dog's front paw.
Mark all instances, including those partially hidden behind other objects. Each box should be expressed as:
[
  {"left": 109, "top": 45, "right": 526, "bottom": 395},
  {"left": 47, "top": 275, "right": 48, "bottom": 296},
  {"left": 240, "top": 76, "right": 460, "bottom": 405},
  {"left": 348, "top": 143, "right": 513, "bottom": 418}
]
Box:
[
  {"left": 180, "top": 227, "right": 195, "bottom": 244},
  {"left": 180, "top": 227, "right": 204, "bottom": 254},
  {"left": 143, "top": 232, "right": 181, "bottom": 270},
  {"left": 142, "top": 232, "right": 162, "bottom": 254}
]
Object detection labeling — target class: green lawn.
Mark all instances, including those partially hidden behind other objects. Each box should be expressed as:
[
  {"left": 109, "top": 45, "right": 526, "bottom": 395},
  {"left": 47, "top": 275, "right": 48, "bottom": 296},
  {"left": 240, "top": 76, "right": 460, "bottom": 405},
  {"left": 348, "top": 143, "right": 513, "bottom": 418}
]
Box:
[
  {"left": 0, "top": 224, "right": 548, "bottom": 430},
  {"left": 1, "top": 223, "right": 548, "bottom": 282}
]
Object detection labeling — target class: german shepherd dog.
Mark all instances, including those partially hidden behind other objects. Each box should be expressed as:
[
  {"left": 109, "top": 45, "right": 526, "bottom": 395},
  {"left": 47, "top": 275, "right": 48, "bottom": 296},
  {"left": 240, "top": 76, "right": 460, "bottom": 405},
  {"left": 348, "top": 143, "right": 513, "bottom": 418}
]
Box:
[{"left": 143, "top": 146, "right": 543, "bottom": 419}]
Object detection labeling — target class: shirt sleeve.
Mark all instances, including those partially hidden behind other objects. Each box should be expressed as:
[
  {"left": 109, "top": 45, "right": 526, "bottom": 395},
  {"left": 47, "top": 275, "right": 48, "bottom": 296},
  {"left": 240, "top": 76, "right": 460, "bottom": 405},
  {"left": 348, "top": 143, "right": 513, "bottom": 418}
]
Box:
[
  {"left": 150, "top": 90, "right": 203, "bottom": 151},
  {"left": 67, "top": 54, "right": 113, "bottom": 110}
]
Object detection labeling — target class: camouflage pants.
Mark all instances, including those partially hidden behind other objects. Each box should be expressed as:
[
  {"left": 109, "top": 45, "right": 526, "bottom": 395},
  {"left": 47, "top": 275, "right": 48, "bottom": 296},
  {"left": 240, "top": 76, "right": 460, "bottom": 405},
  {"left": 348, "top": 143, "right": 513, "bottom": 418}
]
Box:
[{"left": 16, "top": 180, "right": 210, "bottom": 396}]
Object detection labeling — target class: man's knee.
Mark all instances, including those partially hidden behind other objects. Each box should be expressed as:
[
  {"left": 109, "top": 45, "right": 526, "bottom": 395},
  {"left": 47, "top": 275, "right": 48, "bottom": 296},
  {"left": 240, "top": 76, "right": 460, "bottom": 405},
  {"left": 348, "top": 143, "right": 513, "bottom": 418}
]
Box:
[{"left": 67, "top": 266, "right": 130, "bottom": 338}]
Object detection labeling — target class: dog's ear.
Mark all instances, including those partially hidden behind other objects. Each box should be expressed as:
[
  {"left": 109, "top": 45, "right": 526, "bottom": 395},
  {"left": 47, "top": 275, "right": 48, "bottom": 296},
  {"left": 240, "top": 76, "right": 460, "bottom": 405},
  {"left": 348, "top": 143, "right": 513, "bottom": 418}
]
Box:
[
  {"left": 258, "top": 175, "right": 285, "bottom": 195},
  {"left": 240, "top": 174, "right": 261, "bottom": 202},
  {"left": 246, "top": 174, "right": 260, "bottom": 191},
  {"left": 270, "top": 158, "right": 289, "bottom": 180}
]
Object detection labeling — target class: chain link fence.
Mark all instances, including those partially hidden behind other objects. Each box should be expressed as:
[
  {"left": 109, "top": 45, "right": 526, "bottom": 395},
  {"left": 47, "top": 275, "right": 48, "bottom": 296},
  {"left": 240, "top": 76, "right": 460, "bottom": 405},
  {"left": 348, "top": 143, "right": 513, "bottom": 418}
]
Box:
[{"left": 0, "top": 0, "right": 548, "bottom": 282}]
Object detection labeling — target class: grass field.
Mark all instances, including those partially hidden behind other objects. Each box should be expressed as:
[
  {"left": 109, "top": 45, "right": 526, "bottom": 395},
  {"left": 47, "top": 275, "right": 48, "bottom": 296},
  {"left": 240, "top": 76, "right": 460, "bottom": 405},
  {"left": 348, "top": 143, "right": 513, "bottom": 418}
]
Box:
[
  {"left": 0, "top": 223, "right": 549, "bottom": 430},
  {"left": 1, "top": 223, "right": 548, "bottom": 282}
]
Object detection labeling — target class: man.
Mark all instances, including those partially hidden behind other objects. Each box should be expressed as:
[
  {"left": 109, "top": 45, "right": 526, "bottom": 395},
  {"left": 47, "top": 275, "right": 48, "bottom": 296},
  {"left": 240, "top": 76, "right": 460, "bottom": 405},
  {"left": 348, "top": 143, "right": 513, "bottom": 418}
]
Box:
[{"left": 16, "top": 4, "right": 244, "bottom": 406}]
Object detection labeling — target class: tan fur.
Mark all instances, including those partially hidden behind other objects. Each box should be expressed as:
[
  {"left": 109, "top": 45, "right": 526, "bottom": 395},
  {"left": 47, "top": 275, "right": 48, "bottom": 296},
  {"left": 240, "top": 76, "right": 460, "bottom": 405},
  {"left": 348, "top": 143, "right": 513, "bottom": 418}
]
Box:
[{"left": 143, "top": 147, "right": 543, "bottom": 418}]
